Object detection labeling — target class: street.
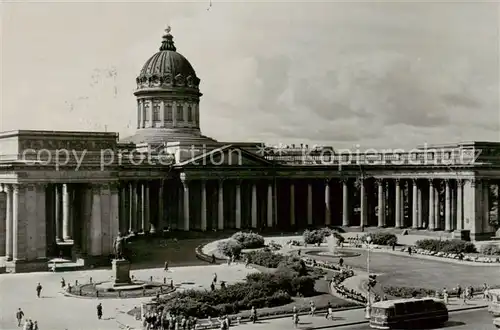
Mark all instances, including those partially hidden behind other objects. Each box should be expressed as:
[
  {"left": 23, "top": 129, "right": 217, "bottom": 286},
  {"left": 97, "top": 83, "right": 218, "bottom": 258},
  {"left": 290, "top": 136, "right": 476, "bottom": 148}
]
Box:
[
  {"left": 334, "top": 308, "right": 492, "bottom": 329},
  {"left": 235, "top": 308, "right": 493, "bottom": 330}
]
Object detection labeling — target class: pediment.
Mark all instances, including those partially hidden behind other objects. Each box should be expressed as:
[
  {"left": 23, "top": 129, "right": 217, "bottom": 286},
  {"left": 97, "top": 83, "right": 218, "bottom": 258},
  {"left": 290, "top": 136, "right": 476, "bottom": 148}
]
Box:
[{"left": 176, "top": 145, "right": 274, "bottom": 167}]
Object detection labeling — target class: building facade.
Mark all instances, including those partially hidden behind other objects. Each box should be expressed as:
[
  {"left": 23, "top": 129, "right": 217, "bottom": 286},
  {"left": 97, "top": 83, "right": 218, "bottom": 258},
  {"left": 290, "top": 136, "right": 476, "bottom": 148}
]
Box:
[{"left": 0, "top": 28, "right": 499, "bottom": 272}]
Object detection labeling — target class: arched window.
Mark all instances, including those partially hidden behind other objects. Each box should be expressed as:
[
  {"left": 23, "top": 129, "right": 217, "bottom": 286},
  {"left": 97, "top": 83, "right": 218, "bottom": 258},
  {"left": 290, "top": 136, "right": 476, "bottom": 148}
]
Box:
[
  {"left": 176, "top": 104, "right": 184, "bottom": 121},
  {"left": 187, "top": 105, "right": 193, "bottom": 121},
  {"left": 153, "top": 100, "right": 160, "bottom": 121},
  {"left": 166, "top": 104, "right": 172, "bottom": 121}
]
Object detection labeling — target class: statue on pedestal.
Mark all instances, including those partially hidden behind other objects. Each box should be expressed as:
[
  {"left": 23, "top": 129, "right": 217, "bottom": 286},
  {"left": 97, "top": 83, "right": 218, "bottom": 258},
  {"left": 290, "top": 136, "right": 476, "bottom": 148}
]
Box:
[{"left": 113, "top": 233, "right": 126, "bottom": 260}]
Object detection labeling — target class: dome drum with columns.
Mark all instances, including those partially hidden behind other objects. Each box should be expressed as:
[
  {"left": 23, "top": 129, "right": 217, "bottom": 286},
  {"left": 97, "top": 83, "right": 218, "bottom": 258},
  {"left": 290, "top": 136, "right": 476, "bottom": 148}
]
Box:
[{"left": 122, "top": 27, "right": 215, "bottom": 146}]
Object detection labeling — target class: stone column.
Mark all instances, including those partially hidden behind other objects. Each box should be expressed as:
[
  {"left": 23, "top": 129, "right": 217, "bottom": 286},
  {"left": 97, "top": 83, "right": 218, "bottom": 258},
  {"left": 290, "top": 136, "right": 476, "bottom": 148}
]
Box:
[
  {"left": 377, "top": 179, "right": 385, "bottom": 227},
  {"left": 129, "top": 182, "right": 137, "bottom": 233},
  {"left": 325, "top": 179, "right": 331, "bottom": 226},
  {"left": 201, "top": 180, "right": 207, "bottom": 231},
  {"left": 434, "top": 184, "right": 440, "bottom": 230},
  {"left": 428, "top": 180, "right": 435, "bottom": 230},
  {"left": 145, "top": 183, "right": 153, "bottom": 233},
  {"left": 109, "top": 184, "right": 120, "bottom": 250},
  {"left": 12, "top": 185, "right": 23, "bottom": 260},
  {"left": 62, "top": 184, "right": 71, "bottom": 240},
  {"left": 456, "top": 179, "right": 463, "bottom": 231},
  {"left": 5, "top": 185, "right": 12, "bottom": 260},
  {"left": 120, "top": 184, "right": 127, "bottom": 234},
  {"left": 55, "top": 185, "right": 63, "bottom": 241},
  {"left": 160, "top": 100, "right": 165, "bottom": 127},
  {"left": 360, "top": 179, "right": 367, "bottom": 227},
  {"left": 483, "top": 180, "right": 490, "bottom": 233},
  {"left": 395, "top": 179, "right": 402, "bottom": 228},
  {"left": 307, "top": 182, "right": 313, "bottom": 226},
  {"left": 90, "top": 184, "right": 102, "bottom": 256},
  {"left": 412, "top": 179, "right": 418, "bottom": 229},
  {"left": 157, "top": 181, "right": 164, "bottom": 232},
  {"left": 417, "top": 184, "right": 423, "bottom": 228},
  {"left": 444, "top": 180, "right": 452, "bottom": 231},
  {"left": 290, "top": 182, "right": 295, "bottom": 227},
  {"left": 251, "top": 183, "right": 257, "bottom": 228},
  {"left": 182, "top": 179, "right": 190, "bottom": 231},
  {"left": 218, "top": 179, "right": 224, "bottom": 230},
  {"left": 235, "top": 181, "right": 242, "bottom": 229},
  {"left": 267, "top": 182, "right": 273, "bottom": 228},
  {"left": 140, "top": 183, "right": 145, "bottom": 232},
  {"left": 342, "top": 179, "right": 350, "bottom": 226}
]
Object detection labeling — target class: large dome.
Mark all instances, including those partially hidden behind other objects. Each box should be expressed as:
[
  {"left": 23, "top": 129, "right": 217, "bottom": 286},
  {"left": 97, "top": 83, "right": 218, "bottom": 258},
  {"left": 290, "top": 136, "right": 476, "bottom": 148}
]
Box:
[{"left": 135, "top": 27, "right": 200, "bottom": 90}]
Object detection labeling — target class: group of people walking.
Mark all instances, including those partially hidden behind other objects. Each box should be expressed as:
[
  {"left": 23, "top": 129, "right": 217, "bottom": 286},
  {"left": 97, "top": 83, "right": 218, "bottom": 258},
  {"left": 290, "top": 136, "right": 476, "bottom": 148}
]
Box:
[{"left": 15, "top": 308, "right": 39, "bottom": 330}]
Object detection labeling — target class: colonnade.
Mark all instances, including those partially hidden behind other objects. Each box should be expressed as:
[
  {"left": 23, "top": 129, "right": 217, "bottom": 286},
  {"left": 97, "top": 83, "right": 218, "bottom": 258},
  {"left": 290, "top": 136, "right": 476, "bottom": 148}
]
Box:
[
  {"left": 115, "top": 177, "right": 499, "bottom": 240},
  {"left": 0, "top": 176, "right": 498, "bottom": 271}
]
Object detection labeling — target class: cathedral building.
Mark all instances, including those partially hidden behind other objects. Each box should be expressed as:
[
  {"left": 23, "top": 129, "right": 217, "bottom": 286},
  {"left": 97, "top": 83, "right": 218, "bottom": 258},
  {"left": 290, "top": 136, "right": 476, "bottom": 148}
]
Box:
[{"left": 0, "top": 28, "right": 499, "bottom": 272}]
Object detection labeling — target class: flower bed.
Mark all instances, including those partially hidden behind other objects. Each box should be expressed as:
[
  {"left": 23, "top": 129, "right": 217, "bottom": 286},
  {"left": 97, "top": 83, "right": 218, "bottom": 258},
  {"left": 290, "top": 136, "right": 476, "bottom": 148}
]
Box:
[
  {"left": 403, "top": 246, "right": 500, "bottom": 263},
  {"left": 415, "top": 239, "right": 477, "bottom": 254}
]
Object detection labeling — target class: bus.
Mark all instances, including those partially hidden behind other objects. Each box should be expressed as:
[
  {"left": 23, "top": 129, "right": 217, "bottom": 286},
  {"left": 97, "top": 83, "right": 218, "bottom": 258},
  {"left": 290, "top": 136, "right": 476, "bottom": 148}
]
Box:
[
  {"left": 488, "top": 289, "right": 500, "bottom": 317},
  {"left": 369, "top": 298, "right": 448, "bottom": 329}
]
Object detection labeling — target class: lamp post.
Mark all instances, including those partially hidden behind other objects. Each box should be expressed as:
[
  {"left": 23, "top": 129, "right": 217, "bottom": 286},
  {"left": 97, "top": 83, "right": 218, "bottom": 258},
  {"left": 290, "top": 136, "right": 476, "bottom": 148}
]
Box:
[{"left": 365, "top": 235, "right": 372, "bottom": 319}]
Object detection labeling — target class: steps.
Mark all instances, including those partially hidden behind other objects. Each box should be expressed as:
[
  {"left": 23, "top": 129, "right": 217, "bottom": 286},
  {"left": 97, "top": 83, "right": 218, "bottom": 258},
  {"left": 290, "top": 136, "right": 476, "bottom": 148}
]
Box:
[{"left": 48, "top": 258, "right": 85, "bottom": 272}]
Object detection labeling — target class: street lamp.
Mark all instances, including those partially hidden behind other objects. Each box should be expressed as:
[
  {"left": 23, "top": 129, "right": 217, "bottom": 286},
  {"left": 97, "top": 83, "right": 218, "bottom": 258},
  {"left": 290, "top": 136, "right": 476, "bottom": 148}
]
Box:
[{"left": 365, "top": 235, "right": 372, "bottom": 319}]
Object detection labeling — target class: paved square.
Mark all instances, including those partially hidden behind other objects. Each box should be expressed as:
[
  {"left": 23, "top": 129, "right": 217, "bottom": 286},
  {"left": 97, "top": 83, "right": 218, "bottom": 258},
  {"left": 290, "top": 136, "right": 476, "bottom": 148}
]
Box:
[{"left": 0, "top": 264, "right": 256, "bottom": 330}]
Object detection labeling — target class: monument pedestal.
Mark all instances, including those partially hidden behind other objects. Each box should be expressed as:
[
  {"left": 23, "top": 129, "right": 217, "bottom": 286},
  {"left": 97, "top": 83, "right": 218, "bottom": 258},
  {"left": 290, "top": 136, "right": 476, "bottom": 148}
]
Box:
[{"left": 112, "top": 259, "right": 131, "bottom": 286}]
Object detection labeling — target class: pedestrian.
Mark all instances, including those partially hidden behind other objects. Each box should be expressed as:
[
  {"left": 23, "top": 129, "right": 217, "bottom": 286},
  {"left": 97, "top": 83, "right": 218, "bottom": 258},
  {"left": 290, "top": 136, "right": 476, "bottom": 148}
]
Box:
[
  {"left": 442, "top": 288, "right": 449, "bottom": 304},
  {"left": 309, "top": 301, "right": 316, "bottom": 316},
  {"left": 325, "top": 302, "right": 331, "bottom": 319},
  {"left": 292, "top": 313, "right": 299, "bottom": 328},
  {"left": 469, "top": 286, "right": 474, "bottom": 299},
  {"left": 483, "top": 283, "right": 489, "bottom": 300},
  {"left": 32, "top": 321, "right": 38, "bottom": 330},
  {"left": 456, "top": 284, "right": 462, "bottom": 300},
  {"left": 164, "top": 261, "right": 169, "bottom": 272},
  {"left": 22, "top": 319, "right": 30, "bottom": 330},
  {"left": 16, "top": 308, "right": 24, "bottom": 327},
  {"left": 61, "top": 277, "right": 66, "bottom": 288},
  {"left": 97, "top": 303, "right": 103, "bottom": 320},
  {"left": 464, "top": 286, "right": 469, "bottom": 304},
  {"left": 213, "top": 273, "right": 217, "bottom": 284},
  {"left": 211, "top": 254, "right": 216, "bottom": 264},
  {"left": 408, "top": 246, "right": 412, "bottom": 256},
  {"left": 36, "top": 283, "right": 42, "bottom": 298}
]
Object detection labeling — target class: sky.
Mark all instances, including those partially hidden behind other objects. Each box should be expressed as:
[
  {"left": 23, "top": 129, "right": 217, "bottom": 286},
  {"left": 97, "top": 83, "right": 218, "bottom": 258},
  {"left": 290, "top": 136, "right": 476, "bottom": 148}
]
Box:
[{"left": 1, "top": 0, "right": 499, "bottom": 150}]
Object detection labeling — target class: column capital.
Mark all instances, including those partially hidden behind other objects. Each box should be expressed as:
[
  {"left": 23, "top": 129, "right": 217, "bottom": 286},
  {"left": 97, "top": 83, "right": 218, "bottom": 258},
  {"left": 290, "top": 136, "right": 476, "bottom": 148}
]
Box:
[
  {"left": 395, "top": 178, "right": 401, "bottom": 185},
  {"left": 375, "top": 178, "right": 384, "bottom": 185},
  {"left": 234, "top": 178, "right": 243, "bottom": 186},
  {"left": 12, "top": 184, "right": 22, "bottom": 193},
  {"left": 3, "top": 184, "right": 10, "bottom": 193},
  {"left": 411, "top": 178, "right": 419, "bottom": 184},
  {"left": 470, "top": 178, "right": 476, "bottom": 187},
  {"left": 456, "top": 178, "right": 464, "bottom": 187},
  {"left": 428, "top": 178, "right": 434, "bottom": 186},
  {"left": 109, "top": 182, "right": 120, "bottom": 192},
  {"left": 340, "top": 177, "right": 350, "bottom": 184},
  {"left": 324, "top": 177, "right": 331, "bottom": 185}
]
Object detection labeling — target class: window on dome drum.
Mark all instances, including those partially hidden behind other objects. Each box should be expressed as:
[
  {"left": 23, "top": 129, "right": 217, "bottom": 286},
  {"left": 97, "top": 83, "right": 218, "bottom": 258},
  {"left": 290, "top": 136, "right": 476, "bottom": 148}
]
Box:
[
  {"left": 144, "top": 101, "right": 150, "bottom": 123},
  {"left": 153, "top": 101, "right": 160, "bottom": 122},
  {"left": 177, "top": 104, "right": 184, "bottom": 121},
  {"left": 187, "top": 105, "right": 193, "bottom": 122},
  {"left": 166, "top": 104, "right": 172, "bottom": 121}
]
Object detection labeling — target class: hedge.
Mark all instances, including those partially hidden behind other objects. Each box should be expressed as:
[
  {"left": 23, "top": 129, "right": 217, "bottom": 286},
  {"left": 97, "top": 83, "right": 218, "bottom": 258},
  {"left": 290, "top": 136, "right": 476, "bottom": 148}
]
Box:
[
  {"left": 415, "top": 239, "right": 477, "bottom": 254},
  {"left": 231, "top": 232, "right": 265, "bottom": 249},
  {"left": 245, "top": 250, "right": 287, "bottom": 268},
  {"left": 160, "top": 268, "right": 316, "bottom": 318},
  {"left": 382, "top": 285, "right": 500, "bottom": 299},
  {"left": 361, "top": 232, "right": 397, "bottom": 246}
]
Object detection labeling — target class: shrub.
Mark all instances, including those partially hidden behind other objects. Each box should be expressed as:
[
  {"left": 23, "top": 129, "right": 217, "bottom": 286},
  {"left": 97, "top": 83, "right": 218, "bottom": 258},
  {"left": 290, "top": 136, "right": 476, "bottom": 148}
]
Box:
[
  {"left": 362, "top": 232, "right": 397, "bottom": 246},
  {"left": 382, "top": 286, "right": 435, "bottom": 299},
  {"left": 303, "top": 228, "right": 336, "bottom": 245},
  {"left": 481, "top": 243, "right": 500, "bottom": 256},
  {"left": 277, "top": 257, "right": 308, "bottom": 277},
  {"left": 245, "top": 250, "right": 286, "bottom": 268},
  {"left": 217, "top": 239, "right": 243, "bottom": 258},
  {"left": 231, "top": 232, "right": 265, "bottom": 249},
  {"left": 415, "top": 239, "right": 477, "bottom": 254},
  {"left": 161, "top": 268, "right": 314, "bottom": 318}
]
